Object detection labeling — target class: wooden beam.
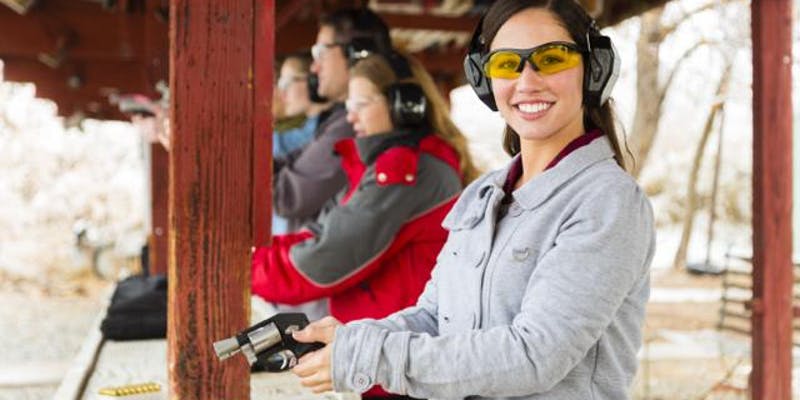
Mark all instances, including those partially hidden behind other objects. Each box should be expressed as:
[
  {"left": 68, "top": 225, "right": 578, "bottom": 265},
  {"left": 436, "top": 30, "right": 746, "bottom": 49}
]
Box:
[
  {"left": 0, "top": 4, "right": 149, "bottom": 61},
  {"left": 276, "top": 20, "right": 317, "bottom": 55},
  {"left": 253, "top": 1, "right": 274, "bottom": 247},
  {"left": 276, "top": 0, "right": 306, "bottom": 31},
  {"left": 379, "top": 12, "right": 479, "bottom": 32},
  {"left": 142, "top": 0, "right": 169, "bottom": 94},
  {"left": 149, "top": 144, "right": 169, "bottom": 276},
  {"left": 2, "top": 56, "right": 148, "bottom": 118},
  {"left": 0, "top": 0, "right": 168, "bottom": 118},
  {"left": 168, "top": 2, "right": 253, "bottom": 399},
  {"left": 143, "top": 0, "right": 170, "bottom": 274},
  {"left": 750, "top": 0, "right": 794, "bottom": 399},
  {"left": 2, "top": 57, "right": 148, "bottom": 94}
]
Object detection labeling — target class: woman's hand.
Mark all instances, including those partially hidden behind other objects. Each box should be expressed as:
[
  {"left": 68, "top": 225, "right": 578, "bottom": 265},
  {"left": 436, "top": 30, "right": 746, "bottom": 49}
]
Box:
[{"left": 291, "top": 316, "right": 342, "bottom": 393}]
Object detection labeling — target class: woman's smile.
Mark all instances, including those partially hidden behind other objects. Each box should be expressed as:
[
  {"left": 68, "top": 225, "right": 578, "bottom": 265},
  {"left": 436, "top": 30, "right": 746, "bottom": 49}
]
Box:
[{"left": 513, "top": 100, "right": 555, "bottom": 120}]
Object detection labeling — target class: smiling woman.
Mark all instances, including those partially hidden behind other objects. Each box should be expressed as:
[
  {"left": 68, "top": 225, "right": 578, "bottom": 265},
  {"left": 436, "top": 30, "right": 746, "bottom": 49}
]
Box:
[{"left": 289, "top": 1, "right": 655, "bottom": 399}]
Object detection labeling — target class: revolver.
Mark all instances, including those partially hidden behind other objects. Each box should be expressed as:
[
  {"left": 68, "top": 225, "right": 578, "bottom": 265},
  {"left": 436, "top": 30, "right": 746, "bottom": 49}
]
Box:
[{"left": 213, "top": 313, "right": 324, "bottom": 372}]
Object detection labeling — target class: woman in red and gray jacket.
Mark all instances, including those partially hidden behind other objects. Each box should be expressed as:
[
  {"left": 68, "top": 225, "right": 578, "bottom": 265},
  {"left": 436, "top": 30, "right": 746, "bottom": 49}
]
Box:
[{"left": 252, "top": 52, "right": 479, "bottom": 326}]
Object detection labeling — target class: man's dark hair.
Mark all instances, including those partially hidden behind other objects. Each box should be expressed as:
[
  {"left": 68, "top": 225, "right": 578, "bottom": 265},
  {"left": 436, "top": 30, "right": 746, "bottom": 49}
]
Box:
[{"left": 320, "top": 7, "right": 392, "bottom": 55}]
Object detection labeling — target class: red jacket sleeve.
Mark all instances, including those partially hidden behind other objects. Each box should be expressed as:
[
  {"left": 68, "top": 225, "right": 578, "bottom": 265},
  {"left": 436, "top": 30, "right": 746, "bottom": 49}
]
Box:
[{"left": 250, "top": 231, "right": 329, "bottom": 305}]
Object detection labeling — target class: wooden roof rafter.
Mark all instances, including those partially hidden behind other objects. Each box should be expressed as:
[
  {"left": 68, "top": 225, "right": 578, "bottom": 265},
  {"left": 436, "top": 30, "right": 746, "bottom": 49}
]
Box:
[{"left": 0, "top": 0, "right": 168, "bottom": 120}]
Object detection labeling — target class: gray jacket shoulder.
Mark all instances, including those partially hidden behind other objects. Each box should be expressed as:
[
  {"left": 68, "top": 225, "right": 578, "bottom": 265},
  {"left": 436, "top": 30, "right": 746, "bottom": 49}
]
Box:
[{"left": 441, "top": 166, "right": 505, "bottom": 230}]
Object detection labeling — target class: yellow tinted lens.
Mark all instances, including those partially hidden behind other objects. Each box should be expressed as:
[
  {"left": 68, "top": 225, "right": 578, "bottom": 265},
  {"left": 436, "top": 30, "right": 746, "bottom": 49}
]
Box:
[
  {"left": 531, "top": 45, "right": 581, "bottom": 75},
  {"left": 485, "top": 51, "right": 523, "bottom": 79}
]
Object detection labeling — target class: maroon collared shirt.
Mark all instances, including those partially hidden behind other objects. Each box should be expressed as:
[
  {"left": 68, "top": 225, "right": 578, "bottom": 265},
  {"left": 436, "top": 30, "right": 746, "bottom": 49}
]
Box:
[{"left": 502, "top": 129, "right": 605, "bottom": 204}]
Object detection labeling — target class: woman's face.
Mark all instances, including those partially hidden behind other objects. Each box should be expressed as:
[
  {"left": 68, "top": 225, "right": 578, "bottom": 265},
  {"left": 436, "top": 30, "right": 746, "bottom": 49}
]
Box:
[
  {"left": 345, "top": 76, "right": 393, "bottom": 137},
  {"left": 489, "top": 8, "right": 585, "bottom": 144},
  {"left": 278, "top": 59, "right": 311, "bottom": 117}
]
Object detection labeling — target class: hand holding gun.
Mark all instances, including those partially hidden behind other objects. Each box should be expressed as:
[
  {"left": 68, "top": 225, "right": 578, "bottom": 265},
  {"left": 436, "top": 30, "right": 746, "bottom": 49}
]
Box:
[{"left": 213, "top": 313, "right": 324, "bottom": 372}]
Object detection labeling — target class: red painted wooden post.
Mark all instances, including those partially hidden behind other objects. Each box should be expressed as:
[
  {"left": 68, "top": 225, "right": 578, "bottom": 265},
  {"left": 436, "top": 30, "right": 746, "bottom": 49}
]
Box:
[
  {"left": 168, "top": 2, "right": 254, "bottom": 399},
  {"left": 149, "top": 144, "right": 169, "bottom": 275},
  {"left": 143, "top": 2, "right": 169, "bottom": 275},
  {"left": 750, "top": 0, "right": 794, "bottom": 398},
  {"left": 252, "top": 0, "right": 274, "bottom": 248}
]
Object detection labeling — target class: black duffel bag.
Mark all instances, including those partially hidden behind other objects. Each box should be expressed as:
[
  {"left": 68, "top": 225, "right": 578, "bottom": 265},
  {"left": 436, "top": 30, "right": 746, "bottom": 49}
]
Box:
[{"left": 100, "top": 274, "right": 167, "bottom": 340}]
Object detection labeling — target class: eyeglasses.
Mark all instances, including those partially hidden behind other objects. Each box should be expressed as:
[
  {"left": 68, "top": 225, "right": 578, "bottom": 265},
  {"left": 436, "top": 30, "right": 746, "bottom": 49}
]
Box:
[
  {"left": 482, "top": 41, "right": 583, "bottom": 79},
  {"left": 345, "top": 96, "right": 383, "bottom": 113},
  {"left": 311, "top": 42, "right": 344, "bottom": 61},
  {"left": 277, "top": 75, "right": 307, "bottom": 91}
]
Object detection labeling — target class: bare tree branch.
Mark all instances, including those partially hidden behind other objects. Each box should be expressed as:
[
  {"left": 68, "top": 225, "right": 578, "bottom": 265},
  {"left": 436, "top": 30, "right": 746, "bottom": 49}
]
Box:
[
  {"left": 656, "top": 39, "right": 722, "bottom": 112},
  {"left": 657, "top": 0, "right": 740, "bottom": 42},
  {"left": 672, "top": 62, "right": 733, "bottom": 270}
]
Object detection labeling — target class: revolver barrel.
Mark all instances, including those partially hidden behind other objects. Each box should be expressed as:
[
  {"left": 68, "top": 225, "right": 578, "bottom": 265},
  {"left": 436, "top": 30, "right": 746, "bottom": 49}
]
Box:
[{"left": 212, "top": 337, "right": 241, "bottom": 360}]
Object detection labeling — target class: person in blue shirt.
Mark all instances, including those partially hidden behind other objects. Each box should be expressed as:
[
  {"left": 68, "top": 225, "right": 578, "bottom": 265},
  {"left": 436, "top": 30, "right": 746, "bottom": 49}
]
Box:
[{"left": 273, "top": 52, "right": 331, "bottom": 235}]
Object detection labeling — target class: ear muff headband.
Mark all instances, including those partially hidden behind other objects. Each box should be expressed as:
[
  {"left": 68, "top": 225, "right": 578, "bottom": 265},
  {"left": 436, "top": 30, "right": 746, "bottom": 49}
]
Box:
[
  {"left": 464, "top": 14, "right": 620, "bottom": 110},
  {"left": 583, "top": 31, "right": 620, "bottom": 106},
  {"left": 346, "top": 37, "right": 427, "bottom": 128},
  {"left": 464, "top": 15, "right": 497, "bottom": 110}
]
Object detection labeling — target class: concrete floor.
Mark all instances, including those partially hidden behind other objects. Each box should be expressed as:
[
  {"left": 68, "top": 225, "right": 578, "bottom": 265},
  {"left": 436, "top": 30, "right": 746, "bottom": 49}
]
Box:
[{"left": 0, "top": 285, "right": 104, "bottom": 400}]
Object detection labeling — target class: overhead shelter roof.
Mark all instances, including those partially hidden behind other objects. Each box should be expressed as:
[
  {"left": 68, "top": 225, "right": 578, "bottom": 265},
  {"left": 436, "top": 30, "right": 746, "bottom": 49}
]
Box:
[{"left": 0, "top": 0, "right": 668, "bottom": 121}]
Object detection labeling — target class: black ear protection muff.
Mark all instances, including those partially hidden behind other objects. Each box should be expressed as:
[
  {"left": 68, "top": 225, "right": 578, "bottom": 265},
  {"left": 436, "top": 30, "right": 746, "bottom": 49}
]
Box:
[
  {"left": 464, "top": 13, "right": 620, "bottom": 111},
  {"left": 582, "top": 22, "right": 620, "bottom": 107},
  {"left": 346, "top": 37, "right": 427, "bottom": 128},
  {"left": 307, "top": 73, "right": 328, "bottom": 104},
  {"left": 382, "top": 51, "right": 425, "bottom": 127},
  {"left": 386, "top": 82, "right": 427, "bottom": 128},
  {"left": 464, "top": 15, "right": 496, "bottom": 110}
]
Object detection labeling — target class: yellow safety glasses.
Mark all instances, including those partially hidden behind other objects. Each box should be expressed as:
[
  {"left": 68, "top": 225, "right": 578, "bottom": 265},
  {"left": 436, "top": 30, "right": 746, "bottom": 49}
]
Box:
[{"left": 482, "top": 41, "right": 583, "bottom": 79}]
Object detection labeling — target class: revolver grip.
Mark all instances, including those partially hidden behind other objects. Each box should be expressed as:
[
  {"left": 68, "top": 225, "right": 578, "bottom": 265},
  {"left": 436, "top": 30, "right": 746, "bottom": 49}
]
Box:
[
  {"left": 294, "top": 340, "right": 325, "bottom": 357},
  {"left": 252, "top": 340, "right": 326, "bottom": 372}
]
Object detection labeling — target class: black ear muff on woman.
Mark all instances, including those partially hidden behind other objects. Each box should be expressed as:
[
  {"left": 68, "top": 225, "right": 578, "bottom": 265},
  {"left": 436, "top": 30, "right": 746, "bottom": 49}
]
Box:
[{"left": 345, "top": 37, "right": 428, "bottom": 130}]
